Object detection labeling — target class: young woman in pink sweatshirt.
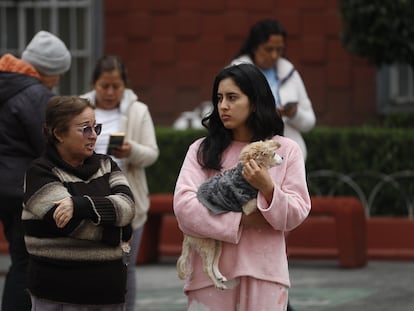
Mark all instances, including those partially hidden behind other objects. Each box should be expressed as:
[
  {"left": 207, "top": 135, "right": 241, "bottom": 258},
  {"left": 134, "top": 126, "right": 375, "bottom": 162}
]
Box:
[{"left": 174, "top": 63, "right": 311, "bottom": 311}]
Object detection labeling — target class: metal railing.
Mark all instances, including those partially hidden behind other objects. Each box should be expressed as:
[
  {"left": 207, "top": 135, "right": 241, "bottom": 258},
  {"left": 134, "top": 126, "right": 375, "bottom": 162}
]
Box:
[{"left": 307, "top": 170, "right": 414, "bottom": 218}]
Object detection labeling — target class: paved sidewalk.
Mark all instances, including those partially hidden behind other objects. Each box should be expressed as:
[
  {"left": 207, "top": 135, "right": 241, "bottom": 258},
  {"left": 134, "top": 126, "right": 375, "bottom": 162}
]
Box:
[
  {"left": 1, "top": 255, "right": 414, "bottom": 310},
  {"left": 134, "top": 258, "right": 414, "bottom": 311}
]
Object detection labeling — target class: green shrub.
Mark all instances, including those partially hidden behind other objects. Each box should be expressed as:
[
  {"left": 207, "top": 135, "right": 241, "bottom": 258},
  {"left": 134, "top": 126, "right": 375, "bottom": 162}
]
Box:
[
  {"left": 147, "top": 127, "right": 206, "bottom": 194},
  {"left": 304, "top": 127, "right": 414, "bottom": 173},
  {"left": 304, "top": 127, "right": 414, "bottom": 216},
  {"left": 340, "top": 0, "right": 414, "bottom": 67}
]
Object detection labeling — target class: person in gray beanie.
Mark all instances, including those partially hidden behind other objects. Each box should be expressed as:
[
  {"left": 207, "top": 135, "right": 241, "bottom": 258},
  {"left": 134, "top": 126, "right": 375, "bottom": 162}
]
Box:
[
  {"left": 21, "top": 30, "right": 71, "bottom": 89},
  {"left": 0, "top": 30, "right": 71, "bottom": 311}
]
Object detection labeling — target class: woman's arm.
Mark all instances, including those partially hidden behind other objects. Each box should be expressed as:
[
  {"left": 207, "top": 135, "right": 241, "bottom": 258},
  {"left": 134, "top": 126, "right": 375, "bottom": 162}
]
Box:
[
  {"left": 283, "top": 72, "right": 316, "bottom": 133},
  {"left": 23, "top": 157, "right": 135, "bottom": 243},
  {"left": 255, "top": 139, "right": 311, "bottom": 231},
  {"left": 173, "top": 140, "right": 243, "bottom": 244}
]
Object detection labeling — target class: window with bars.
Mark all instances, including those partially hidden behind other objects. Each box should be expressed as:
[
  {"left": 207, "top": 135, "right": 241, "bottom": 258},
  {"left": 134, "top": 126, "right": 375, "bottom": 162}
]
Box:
[
  {"left": 377, "top": 64, "right": 414, "bottom": 114},
  {"left": 0, "top": 0, "right": 103, "bottom": 96}
]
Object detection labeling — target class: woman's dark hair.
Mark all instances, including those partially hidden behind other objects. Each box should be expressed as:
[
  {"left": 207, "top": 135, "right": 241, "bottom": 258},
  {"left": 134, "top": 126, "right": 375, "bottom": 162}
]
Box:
[
  {"left": 235, "top": 19, "right": 287, "bottom": 61},
  {"left": 44, "top": 96, "right": 94, "bottom": 145},
  {"left": 197, "top": 63, "right": 284, "bottom": 170},
  {"left": 91, "top": 54, "right": 128, "bottom": 85}
]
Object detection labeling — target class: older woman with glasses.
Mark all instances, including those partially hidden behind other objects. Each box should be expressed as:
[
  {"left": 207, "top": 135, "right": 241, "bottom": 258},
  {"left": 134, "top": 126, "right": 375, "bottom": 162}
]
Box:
[{"left": 23, "top": 96, "right": 135, "bottom": 310}]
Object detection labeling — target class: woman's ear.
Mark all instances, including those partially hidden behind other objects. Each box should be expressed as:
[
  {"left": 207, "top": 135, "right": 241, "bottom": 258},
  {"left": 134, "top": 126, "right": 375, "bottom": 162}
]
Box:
[{"left": 53, "top": 128, "right": 64, "bottom": 143}]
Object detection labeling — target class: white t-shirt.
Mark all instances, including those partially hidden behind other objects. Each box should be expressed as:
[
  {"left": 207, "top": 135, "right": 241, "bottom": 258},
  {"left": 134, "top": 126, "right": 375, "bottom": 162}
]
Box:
[{"left": 95, "top": 108, "right": 125, "bottom": 170}]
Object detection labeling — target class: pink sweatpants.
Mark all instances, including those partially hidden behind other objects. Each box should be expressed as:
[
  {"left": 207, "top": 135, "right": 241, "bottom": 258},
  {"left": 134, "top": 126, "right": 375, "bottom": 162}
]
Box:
[{"left": 187, "top": 277, "right": 288, "bottom": 311}]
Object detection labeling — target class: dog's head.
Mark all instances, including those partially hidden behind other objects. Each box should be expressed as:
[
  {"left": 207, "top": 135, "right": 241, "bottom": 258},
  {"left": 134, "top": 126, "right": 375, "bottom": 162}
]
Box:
[{"left": 239, "top": 140, "right": 283, "bottom": 168}]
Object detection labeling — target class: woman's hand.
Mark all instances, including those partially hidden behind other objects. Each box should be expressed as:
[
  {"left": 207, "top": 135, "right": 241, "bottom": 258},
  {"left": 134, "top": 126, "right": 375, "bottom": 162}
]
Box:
[
  {"left": 111, "top": 141, "right": 132, "bottom": 158},
  {"left": 241, "top": 210, "right": 269, "bottom": 229},
  {"left": 277, "top": 102, "right": 298, "bottom": 118},
  {"left": 242, "top": 159, "right": 274, "bottom": 203},
  {"left": 53, "top": 197, "right": 74, "bottom": 228}
]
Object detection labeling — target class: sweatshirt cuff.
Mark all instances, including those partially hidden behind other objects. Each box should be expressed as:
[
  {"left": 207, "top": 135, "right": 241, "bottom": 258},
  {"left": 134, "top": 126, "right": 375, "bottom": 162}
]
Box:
[
  {"left": 84, "top": 196, "right": 116, "bottom": 225},
  {"left": 72, "top": 196, "right": 98, "bottom": 222}
]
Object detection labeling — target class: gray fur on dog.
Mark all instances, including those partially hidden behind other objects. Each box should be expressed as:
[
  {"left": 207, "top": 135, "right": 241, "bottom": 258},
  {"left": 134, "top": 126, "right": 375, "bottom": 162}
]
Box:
[
  {"left": 196, "top": 140, "right": 283, "bottom": 215},
  {"left": 197, "top": 163, "right": 256, "bottom": 214}
]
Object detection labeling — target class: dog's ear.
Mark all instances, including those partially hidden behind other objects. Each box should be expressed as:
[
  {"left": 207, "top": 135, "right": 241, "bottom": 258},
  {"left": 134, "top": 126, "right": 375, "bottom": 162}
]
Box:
[
  {"left": 239, "top": 144, "right": 252, "bottom": 163},
  {"left": 265, "top": 140, "right": 281, "bottom": 153}
]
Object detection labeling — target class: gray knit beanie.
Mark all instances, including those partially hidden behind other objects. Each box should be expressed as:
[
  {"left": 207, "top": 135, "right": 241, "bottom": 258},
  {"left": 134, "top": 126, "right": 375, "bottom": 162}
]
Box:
[{"left": 21, "top": 30, "right": 71, "bottom": 75}]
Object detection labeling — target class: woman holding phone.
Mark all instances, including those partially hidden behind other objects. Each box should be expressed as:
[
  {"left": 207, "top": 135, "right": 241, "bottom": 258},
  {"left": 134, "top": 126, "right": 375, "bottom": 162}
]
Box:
[
  {"left": 82, "top": 55, "right": 159, "bottom": 311},
  {"left": 231, "top": 19, "right": 316, "bottom": 161}
]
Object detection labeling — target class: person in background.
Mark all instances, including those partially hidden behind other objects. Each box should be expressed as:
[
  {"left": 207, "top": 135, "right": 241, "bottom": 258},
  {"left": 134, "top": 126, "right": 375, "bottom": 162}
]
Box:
[
  {"left": 0, "top": 30, "right": 71, "bottom": 311},
  {"left": 231, "top": 18, "right": 316, "bottom": 161},
  {"left": 23, "top": 95, "right": 135, "bottom": 310},
  {"left": 173, "top": 63, "right": 311, "bottom": 311},
  {"left": 232, "top": 20, "right": 316, "bottom": 310},
  {"left": 82, "top": 54, "right": 159, "bottom": 311}
]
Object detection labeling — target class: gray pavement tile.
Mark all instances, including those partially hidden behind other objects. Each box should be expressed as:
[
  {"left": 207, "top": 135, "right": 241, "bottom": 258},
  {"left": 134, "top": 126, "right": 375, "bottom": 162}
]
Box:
[{"left": 1, "top": 255, "right": 414, "bottom": 310}]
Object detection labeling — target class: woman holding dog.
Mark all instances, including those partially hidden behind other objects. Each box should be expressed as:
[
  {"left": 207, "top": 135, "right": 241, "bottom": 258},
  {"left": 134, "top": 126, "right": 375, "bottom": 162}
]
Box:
[{"left": 174, "top": 63, "right": 311, "bottom": 311}]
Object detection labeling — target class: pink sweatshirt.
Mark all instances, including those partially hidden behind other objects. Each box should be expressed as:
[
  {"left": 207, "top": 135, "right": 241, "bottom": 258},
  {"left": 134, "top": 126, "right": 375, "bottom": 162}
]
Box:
[{"left": 173, "top": 135, "right": 311, "bottom": 291}]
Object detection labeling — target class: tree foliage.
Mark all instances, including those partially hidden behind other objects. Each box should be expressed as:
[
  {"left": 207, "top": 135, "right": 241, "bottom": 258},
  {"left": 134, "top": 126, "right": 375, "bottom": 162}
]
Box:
[{"left": 339, "top": 0, "right": 414, "bottom": 67}]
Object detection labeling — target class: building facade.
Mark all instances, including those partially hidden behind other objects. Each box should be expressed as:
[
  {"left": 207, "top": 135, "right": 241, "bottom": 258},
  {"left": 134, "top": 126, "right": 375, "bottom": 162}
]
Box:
[{"left": 1, "top": 0, "right": 412, "bottom": 127}]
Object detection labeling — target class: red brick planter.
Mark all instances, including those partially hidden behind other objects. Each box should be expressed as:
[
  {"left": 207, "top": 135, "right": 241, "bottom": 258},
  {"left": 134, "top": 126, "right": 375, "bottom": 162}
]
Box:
[
  {"left": 2, "top": 195, "right": 413, "bottom": 265},
  {"left": 367, "top": 217, "right": 414, "bottom": 260},
  {"left": 137, "top": 194, "right": 414, "bottom": 266},
  {"left": 287, "top": 196, "right": 367, "bottom": 268}
]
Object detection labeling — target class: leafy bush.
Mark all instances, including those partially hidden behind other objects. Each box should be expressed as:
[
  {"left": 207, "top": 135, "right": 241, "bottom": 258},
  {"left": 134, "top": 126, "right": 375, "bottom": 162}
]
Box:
[
  {"left": 340, "top": 0, "right": 414, "bottom": 67},
  {"left": 304, "top": 127, "right": 414, "bottom": 173},
  {"left": 304, "top": 127, "right": 414, "bottom": 216},
  {"left": 381, "top": 113, "right": 414, "bottom": 128},
  {"left": 146, "top": 127, "right": 206, "bottom": 194}
]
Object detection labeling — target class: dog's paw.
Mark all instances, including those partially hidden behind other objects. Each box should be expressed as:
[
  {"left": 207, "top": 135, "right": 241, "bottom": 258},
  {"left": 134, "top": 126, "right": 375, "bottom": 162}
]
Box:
[
  {"left": 242, "top": 199, "right": 257, "bottom": 215},
  {"left": 217, "top": 275, "right": 227, "bottom": 282},
  {"left": 222, "top": 278, "right": 240, "bottom": 289},
  {"left": 215, "top": 282, "right": 228, "bottom": 290},
  {"left": 214, "top": 277, "right": 240, "bottom": 290}
]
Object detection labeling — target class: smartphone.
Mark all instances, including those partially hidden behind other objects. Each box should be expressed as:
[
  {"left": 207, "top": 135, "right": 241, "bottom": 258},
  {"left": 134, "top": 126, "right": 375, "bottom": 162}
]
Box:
[{"left": 107, "top": 132, "right": 125, "bottom": 154}]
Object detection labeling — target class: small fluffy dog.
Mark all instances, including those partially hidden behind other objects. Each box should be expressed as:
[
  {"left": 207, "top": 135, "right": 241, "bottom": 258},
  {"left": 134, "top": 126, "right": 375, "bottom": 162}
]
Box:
[{"left": 177, "top": 140, "right": 283, "bottom": 289}]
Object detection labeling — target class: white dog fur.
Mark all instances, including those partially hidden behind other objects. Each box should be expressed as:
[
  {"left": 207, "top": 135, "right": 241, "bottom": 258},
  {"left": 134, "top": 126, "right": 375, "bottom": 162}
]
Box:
[{"left": 177, "top": 140, "right": 283, "bottom": 289}]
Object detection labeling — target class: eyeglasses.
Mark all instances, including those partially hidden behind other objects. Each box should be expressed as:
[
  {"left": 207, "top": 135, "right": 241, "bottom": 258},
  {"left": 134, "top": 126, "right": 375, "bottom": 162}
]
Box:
[{"left": 77, "top": 124, "right": 102, "bottom": 137}]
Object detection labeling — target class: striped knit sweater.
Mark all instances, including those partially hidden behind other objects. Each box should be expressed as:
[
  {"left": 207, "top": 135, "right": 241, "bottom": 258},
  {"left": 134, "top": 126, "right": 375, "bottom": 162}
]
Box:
[{"left": 22, "top": 144, "right": 135, "bottom": 305}]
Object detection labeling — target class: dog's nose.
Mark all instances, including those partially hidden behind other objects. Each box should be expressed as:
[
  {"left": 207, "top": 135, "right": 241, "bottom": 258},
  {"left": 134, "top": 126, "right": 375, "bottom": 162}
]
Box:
[{"left": 274, "top": 154, "right": 283, "bottom": 164}]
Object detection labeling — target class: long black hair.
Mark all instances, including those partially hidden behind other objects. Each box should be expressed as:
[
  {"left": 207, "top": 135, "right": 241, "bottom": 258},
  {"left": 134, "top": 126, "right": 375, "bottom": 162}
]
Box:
[
  {"left": 235, "top": 19, "right": 287, "bottom": 61},
  {"left": 197, "top": 63, "right": 284, "bottom": 170}
]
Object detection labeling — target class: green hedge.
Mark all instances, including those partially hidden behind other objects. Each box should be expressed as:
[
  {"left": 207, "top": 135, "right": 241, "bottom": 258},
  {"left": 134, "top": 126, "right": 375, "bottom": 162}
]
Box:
[
  {"left": 339, "top": 0, "right": 414, "bottom": 67},
  {"left": 304, "top": 127, "right": 414, "bottom": 173},
  {"left": 146, "top": 127, "right": 414, "bottom": 216},
  {"left": 147, "top": 127, "right": 206, "bottom": 194},
  {"left": 304, "top": 127, "right": 414, "bottom": 216}
]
